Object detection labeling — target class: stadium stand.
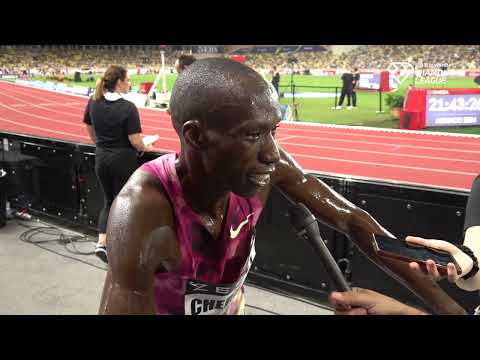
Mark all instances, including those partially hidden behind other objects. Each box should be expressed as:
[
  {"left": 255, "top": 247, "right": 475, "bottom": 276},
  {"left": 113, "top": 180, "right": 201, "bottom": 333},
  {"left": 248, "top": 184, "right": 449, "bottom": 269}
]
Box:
[
  {"left": 242, "top": 45, "right": 480, "bottom": 74},
  {"left": 0, "top": 45, "right": 181, "bottom": 76},
  {"left": 1, "top": 45, "right": 479, "bottom": 79}
]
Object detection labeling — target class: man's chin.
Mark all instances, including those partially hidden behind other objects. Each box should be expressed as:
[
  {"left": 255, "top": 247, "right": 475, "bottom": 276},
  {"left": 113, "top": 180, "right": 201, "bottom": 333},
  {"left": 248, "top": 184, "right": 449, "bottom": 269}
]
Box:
[{"left": 232, "top": 185, "right": 263, "bottom": 198}]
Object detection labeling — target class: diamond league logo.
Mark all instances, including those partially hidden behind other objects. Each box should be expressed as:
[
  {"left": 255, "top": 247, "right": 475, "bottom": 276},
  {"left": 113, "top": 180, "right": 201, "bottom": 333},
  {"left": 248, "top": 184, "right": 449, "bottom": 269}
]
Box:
[{"left": 387, "top": 62, "right": 414, "bottom": 91}]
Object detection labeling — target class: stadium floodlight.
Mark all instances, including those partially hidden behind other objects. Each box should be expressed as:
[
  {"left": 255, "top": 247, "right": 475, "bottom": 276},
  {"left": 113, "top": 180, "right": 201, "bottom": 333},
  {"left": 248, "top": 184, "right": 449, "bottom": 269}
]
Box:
[
  {"left": 146, "top": 50, "right": 171, "bottom": 109},
  {"left": 288, "top": 58, "right": 299, "bottom": 121},
  {"left": 148, "top": 50, "right": 167, "bottom": 98}
]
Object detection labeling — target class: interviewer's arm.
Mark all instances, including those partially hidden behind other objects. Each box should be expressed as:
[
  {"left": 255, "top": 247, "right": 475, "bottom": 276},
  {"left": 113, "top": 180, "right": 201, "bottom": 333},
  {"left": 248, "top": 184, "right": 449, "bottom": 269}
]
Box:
[{"left": 408, "top": 176, "right": 480, "bottom": 290}]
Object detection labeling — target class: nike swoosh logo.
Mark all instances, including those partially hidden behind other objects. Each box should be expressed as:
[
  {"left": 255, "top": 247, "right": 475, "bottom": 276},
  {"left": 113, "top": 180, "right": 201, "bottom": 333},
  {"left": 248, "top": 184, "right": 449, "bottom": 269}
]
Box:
[{"left": 230, "top": 213, "right": 254, "bottom": 239}]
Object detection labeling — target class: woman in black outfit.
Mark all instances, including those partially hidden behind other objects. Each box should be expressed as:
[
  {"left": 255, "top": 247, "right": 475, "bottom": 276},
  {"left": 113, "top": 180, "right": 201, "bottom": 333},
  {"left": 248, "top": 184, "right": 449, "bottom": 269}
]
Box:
[{"left": 83, "top": 65, "right": 154, "bottom": 263}]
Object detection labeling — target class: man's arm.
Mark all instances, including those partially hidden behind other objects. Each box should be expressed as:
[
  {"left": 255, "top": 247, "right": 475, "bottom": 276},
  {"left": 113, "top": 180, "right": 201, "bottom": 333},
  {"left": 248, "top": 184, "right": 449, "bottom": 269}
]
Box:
[
  {"left": 99, "top": 170, "right": 179, "bottom": 314},
  {"left": 272, "top": 147, "right": 466, "bottom": 315},
  {"left": 354, "top": 75, "right": 360, "bottom": 90},
  {"left": 271, "top": 148, "right": 392, "bottom": 237}
]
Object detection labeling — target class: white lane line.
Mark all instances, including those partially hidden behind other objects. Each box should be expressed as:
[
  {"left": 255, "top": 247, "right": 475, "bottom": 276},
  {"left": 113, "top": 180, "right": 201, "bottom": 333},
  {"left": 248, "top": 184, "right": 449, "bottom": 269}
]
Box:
[
  {"left": 281, "top": 121, "right": 480, "bottom": 139},
  {"left": 1, "top": 84, "right": 172, "bottom": 129},
  {"left": 280, "top": 141, "right": 480, "bottom": 164},
  {"left": 279, "top": 125, "right": 480, "bottom": 146},
  {"left": 0, "top": 115, "right": 90, "bottom": 140},
  {"left": 302, "top": 169, "right": 471, "bottom": 193},
  {"left": 278, "top": 134, "right": 480, "bottom": 154},
  {"left": 288, "top": 152, "right": 478, "bottom": 176},
  {"left": 0, "top": 90, "right": 83, "bottom": 118},
  {"left": 275, "top": 135, "right": 297, "bottom": 142}
]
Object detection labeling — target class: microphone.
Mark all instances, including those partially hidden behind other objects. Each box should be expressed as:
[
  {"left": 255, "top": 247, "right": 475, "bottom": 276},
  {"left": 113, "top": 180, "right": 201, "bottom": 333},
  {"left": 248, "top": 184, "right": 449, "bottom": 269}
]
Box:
[{"left": 274, "top": 185, "right": 351, "bottom": 292}]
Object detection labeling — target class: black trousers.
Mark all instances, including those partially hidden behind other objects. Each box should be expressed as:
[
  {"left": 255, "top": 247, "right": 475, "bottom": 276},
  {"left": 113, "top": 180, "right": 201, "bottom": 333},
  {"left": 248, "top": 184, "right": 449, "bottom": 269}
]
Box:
[
  {"left": 351, "top": 90, "right": 357, "bottom": 107},
  {"left": 338, "top": 88, "right": 352, "bottom": 106},
  {"left": 273, "top": 82, "right": 279, "bottom": 95},
  {"left": 95, "top": 147, "right": 139, "bottom": 233}
]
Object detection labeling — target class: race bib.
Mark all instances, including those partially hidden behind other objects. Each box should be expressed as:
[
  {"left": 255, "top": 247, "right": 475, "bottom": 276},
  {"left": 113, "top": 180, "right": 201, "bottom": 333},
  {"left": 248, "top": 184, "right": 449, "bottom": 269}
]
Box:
[
  {"left": 184, "top": 231, "right": 256, "bottom": 315},
  {"left": 185, "top": 279, "right": 242, "bottom": 315}
]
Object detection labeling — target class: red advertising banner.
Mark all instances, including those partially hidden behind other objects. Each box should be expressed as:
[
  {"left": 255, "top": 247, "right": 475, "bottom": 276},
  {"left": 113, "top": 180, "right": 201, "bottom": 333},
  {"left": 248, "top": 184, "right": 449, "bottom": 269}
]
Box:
[
  {"left": 465, "top": 71, "right": 480, "bottom": 77},
  {"left": 229, "top": 55, "right": 246, "bottom": 64}
]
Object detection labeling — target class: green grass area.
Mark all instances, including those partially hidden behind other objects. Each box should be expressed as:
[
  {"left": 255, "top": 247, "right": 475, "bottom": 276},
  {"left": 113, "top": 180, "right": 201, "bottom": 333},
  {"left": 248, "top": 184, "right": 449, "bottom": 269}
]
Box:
[
  {"left": 30, "top": 73, "right": 480, "bottom": 135},
  {"left": 272, "top": 75, "right": 480, "bottom": 135},
  {"left": 31, "top": 73, "right": 178, "bottom": 91}
]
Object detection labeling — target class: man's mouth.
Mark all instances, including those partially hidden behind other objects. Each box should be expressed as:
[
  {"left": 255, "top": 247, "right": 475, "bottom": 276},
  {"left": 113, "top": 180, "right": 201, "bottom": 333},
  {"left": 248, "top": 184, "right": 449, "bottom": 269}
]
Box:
[{"left": 248, "top": 173, "right": 271, "bottom": 187}]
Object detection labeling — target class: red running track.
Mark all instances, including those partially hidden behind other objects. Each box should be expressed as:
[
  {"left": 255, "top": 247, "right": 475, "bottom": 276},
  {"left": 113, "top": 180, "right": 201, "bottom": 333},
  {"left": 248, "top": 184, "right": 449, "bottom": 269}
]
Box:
[{"left": 1, "top": 80, "right": 480, "bottom": 192}]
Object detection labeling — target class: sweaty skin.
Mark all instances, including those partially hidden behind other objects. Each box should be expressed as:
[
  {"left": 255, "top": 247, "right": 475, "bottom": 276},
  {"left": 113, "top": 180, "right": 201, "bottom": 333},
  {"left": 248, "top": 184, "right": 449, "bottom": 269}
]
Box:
[{"left": 99, "top": 59, "right": 465, "bottom": 315}]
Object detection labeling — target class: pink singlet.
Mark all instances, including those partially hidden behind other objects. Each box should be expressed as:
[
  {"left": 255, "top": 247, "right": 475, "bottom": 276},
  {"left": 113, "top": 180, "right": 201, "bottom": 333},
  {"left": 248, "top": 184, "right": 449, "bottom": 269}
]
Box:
[{"left": 140, "top": 153, "right": 264, "bottom": 315}]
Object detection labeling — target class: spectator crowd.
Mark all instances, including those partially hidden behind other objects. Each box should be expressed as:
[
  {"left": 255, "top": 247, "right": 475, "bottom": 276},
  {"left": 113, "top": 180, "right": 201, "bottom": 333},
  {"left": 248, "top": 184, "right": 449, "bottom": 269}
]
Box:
[{"left": 1, "top": 45, "right": 479, "bottom": 79}]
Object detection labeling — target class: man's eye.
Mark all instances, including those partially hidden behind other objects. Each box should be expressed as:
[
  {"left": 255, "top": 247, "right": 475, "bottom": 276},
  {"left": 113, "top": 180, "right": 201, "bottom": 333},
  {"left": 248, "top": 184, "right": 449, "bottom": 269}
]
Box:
[
  {"left": 271, "top": 125, "right": 279, "bottom": 137},
  {"left": 247, "top": 133, "right": 261, "bottom": 141}
]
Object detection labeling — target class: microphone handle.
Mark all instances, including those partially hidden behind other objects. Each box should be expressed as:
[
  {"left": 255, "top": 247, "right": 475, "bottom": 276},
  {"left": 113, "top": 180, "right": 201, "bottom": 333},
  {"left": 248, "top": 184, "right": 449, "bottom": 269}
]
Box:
[{"left": 299, "top": 216, "right": 351, "bottom": 292}]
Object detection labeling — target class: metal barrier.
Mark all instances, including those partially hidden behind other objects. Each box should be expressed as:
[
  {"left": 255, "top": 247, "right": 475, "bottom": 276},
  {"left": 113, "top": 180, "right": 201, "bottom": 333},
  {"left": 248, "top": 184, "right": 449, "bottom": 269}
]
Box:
[
  {"left": 0, "top": 168, "right": 6, "bottom": 227},
  {"left": 278, "top": 84, "right": 385, "bottom": 121},
  {"left": 249, "top": 182, "right": 478, "bottom": 314},
  {"left": 278, "top": 85, "right": 340, "bottom": 121}
]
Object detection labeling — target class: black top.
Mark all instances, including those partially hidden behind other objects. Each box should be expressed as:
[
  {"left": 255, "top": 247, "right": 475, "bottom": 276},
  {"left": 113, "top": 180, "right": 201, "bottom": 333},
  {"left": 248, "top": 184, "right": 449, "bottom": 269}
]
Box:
[
  {"left": 272, "top": 72, "right": 280, "bottom": 86},
  {"left": 352, "top": 73, "right": 360, "bottom": 90},
  {"left": 341, "top": 72, "right": 354, "bottom": 90},
  {"left": 83, "top": 97, "right": 142, "bottom": 150},
  {"left": 464, "top": 175, "right": 480, "bottom": 230}
]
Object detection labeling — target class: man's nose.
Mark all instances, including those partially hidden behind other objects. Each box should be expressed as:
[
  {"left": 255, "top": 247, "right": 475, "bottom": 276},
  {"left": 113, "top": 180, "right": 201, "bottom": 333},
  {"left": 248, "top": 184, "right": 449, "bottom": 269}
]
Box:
[{"left": 260, "top": 132, "right": 281, "bottom": 165}]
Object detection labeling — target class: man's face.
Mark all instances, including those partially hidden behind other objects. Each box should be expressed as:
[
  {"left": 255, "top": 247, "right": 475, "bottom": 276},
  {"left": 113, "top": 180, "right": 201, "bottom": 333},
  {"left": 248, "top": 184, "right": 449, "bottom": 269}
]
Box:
[{"left": 200, "top": 93, "right": 282, "bottom": 198}]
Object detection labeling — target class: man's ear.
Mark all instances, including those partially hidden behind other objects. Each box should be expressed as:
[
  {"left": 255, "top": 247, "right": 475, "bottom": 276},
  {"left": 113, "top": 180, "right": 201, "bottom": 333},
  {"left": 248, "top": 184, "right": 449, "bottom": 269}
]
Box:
[{"left": 182, "top": 120, "right": 207, "bottom": 150}]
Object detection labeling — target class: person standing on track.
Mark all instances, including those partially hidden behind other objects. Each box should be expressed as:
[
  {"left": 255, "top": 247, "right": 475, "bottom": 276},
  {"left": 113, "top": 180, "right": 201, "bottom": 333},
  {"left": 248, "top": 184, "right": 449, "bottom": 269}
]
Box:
[
  {"left": 336, "top": 69, "right": 353, "bottom": 110},
  {"left": 271, "top": 66, "right": 280, "bottom": 96},
  {"left": 83, "top": 65, "right": 156, "bottom": 263},
  {"left": 351, "top": 67, "right": 360, "bottom": 109}
]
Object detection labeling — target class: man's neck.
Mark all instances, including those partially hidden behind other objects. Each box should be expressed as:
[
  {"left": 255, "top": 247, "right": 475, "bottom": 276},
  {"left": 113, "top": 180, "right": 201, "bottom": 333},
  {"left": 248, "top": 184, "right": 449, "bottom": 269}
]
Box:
[{"left": 175, "top": 154, "right": 229, "bottom": 218}]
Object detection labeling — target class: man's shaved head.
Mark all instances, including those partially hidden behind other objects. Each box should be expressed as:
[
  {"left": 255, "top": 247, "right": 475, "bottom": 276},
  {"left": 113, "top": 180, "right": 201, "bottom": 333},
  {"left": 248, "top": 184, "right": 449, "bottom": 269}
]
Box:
[
  {"left": 170, "top": 58, "right": 278, "bottom": 135},
  {"left": 169, "top": 58, "right": 281, "bottom": 198}
]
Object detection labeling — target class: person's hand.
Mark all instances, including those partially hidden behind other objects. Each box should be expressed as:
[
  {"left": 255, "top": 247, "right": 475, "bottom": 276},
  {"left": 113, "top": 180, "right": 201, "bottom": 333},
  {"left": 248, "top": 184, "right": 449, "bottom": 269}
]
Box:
[
  {"left": 406, "top": 236, "right": 474, "bottom": 283},
  {"left": 328, "top": 287, "right": 426, "bottom": 315},
  {"left": 143, "top": 144, "right": 154, "bottom": 152}
]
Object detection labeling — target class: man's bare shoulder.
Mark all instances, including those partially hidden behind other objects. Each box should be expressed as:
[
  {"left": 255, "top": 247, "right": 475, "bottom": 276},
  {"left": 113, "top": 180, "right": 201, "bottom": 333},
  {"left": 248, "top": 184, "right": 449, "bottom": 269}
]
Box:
[
  {"left": 111, "top": 168, "right": 174, "bottom": 230},
  {"left": 100, "top": 169, "right": 177, "bottom": 313}
]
